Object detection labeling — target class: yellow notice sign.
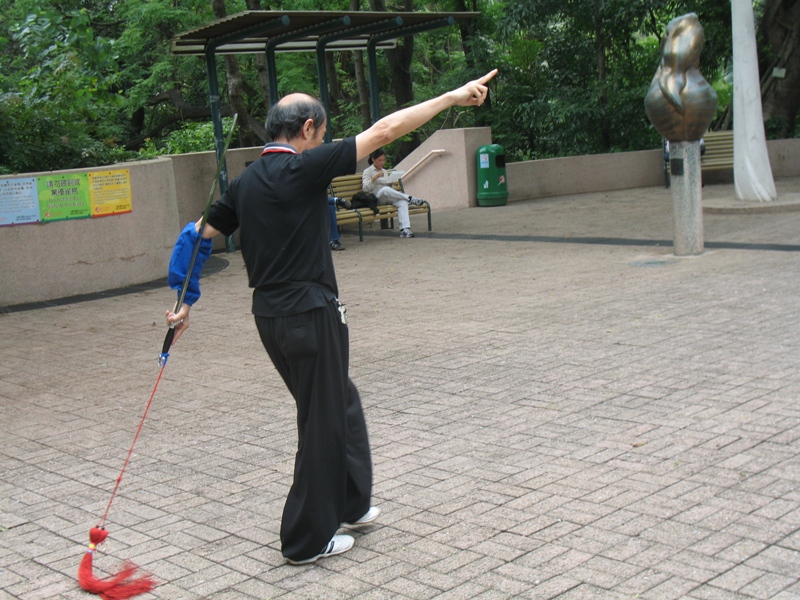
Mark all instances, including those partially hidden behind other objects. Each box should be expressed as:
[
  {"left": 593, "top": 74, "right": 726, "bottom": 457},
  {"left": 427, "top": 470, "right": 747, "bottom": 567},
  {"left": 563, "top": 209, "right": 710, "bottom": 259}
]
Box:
[{"left": 89, "top": 169, "right": 132, "bottom": 217}]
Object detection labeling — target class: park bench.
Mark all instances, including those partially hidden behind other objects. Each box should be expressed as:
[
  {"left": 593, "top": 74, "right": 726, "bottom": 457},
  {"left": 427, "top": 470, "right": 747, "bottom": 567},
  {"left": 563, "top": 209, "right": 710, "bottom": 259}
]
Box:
[
  {"left": 329, "top": 173, "right": 432, "bottom": 241},
  {"left": 662, "top": 130, "right": 734, "bottom": 187},
  {"left": 700, "top": 130, "right": 734, "bottom": 172}
]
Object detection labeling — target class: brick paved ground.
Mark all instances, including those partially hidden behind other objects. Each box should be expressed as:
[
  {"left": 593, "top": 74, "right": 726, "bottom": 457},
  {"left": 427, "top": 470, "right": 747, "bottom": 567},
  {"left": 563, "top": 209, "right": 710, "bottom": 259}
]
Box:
[{"left": 1, "top": 180, "right": 799, "bottom": 599}]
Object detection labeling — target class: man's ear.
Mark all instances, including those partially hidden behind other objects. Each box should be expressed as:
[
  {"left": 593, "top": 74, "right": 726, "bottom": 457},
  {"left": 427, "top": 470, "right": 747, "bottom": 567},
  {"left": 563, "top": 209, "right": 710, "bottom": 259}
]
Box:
[{"left": 301, "top": 118, "right": 315, "bottom": 139}]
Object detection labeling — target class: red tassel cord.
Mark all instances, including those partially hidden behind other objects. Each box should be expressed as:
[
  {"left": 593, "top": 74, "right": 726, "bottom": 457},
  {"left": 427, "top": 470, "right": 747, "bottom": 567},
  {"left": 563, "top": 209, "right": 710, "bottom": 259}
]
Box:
[
  {"left": 77, "top": 365, "right": 166, "bottom": 598},
  {"left": 77, "top": 117, "right": 240, "bottom": 598},
  {"left": 78, "top": 528, "right": 155, "bottom": 599}
]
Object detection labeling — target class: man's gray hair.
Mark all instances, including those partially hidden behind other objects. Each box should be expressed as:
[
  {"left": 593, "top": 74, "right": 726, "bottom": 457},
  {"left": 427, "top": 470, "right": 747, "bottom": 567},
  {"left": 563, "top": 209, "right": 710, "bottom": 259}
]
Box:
[{"left": 265, "top": 95, "right": 327, "bottom": 142}]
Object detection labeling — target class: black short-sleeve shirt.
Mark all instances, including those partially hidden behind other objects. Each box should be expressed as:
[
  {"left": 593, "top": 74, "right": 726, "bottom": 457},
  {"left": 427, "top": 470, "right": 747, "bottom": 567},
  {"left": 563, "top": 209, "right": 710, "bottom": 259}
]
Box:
[{"left": 207, "top": 136, "right": 357, "bottom": 317}]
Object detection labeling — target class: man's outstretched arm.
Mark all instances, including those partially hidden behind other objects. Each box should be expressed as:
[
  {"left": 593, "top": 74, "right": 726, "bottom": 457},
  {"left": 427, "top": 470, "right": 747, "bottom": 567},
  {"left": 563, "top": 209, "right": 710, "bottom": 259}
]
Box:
[{"left": 355, "top": 69, "right": 497, "bottom": 162}]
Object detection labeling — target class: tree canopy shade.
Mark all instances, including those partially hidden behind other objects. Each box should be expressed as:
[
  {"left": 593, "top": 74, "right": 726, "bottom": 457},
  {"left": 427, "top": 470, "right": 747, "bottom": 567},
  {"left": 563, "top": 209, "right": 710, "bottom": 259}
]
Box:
[{"left": 166, "top": 8, "right": 475, "bottom": 229}]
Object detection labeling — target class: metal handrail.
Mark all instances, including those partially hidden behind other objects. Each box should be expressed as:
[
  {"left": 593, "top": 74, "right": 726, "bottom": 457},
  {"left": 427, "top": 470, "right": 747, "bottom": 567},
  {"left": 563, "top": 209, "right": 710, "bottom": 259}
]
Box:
[{"left": 400, "top": 149, "right": 446, "bottom": 180}]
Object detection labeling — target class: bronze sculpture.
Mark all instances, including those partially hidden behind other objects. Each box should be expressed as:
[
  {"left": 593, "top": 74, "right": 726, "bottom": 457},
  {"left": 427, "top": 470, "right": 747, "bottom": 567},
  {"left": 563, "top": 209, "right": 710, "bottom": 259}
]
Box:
[{"left": 645, "top": 13, "right": 718, "bottom": 141}]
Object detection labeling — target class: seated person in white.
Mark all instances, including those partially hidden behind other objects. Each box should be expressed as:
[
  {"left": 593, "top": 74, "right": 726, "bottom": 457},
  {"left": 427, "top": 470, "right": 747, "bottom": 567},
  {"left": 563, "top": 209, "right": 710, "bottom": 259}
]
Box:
[{"left": 362, "top": 148, "right": 425, "bottom": 238}]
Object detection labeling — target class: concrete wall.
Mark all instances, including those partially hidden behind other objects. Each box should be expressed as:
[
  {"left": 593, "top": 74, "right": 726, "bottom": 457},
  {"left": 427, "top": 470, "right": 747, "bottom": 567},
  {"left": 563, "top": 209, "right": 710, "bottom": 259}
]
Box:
[
  {"left": 502, "top": 137, "right": 799, "bottom": 202},
  {"left": 767, "top": 138, "right": 800, "bottom": 178},
  {"left": 397, "top": 128, "right": 493, "bottom": 209},
  {"left": 394, "top": 131, "right": 800, "bottom": 205},
  {"left": 0, "top": 157, "right": 179, "bottom": 307},
  {"left": 2, "top": 135, "right": 799, "bottom": 307},
  {"left": 171, "top": 146, "right": 262, "bottom": 251},
  {"left": 506, "top": 149, "right": 665, "bottom": 202},
  {"left": 171, "top": 135, "right": 800, "bottom": 219}
]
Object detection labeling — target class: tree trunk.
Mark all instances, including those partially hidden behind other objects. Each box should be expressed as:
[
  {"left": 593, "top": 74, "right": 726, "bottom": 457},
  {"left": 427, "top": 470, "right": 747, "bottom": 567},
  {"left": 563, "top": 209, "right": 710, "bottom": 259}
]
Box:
[
  {"left": 733, "top": 0, "right": 777, "bottom": 201},
  {"left": 245, "top": 0, "right": 271, "bottom": 110},
  {"left": 125, "top": 90, "right": 233, "bottom": 150},
  {"left": 388, "top": 39, "right": 418, "bottom": 159},
  {"left": 350, "top": 0, "right": 371, "bottom": 129},
  {"left": 594, "top": 0, "right": 610, "bottom": 151},
  {"left": 354, "top": 50, "right": 372, "bottom": 129},
  {"left": 371, "top": 0, "right": 418, "bottom": 159},
  {"left": 452, "top": 0, "right": 493, "bottom": 124},
  {"left": 211, "top": 0, "right": 264, "bottom": 146},
  {"left": 326, "top": 52, "right": 341, "bottom": 120},
  {"left": 453, "top": 0, "right": 476, "bottom": 72},
  {"left": 759, "top": 0, "right": 800, "bottom": 137}
]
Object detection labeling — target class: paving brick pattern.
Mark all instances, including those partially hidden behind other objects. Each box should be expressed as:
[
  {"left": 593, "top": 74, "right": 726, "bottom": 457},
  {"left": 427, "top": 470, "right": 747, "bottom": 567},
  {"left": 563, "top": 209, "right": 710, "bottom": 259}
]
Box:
[{"left": 1, "top": 181, "right": 799, "bottom": 599}]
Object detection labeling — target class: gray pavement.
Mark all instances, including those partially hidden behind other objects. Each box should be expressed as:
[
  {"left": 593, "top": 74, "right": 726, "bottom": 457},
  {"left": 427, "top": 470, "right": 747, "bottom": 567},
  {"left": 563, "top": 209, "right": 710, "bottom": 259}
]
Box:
[{"left": 1, "top": 179, "right": 800, "bottom": 599}]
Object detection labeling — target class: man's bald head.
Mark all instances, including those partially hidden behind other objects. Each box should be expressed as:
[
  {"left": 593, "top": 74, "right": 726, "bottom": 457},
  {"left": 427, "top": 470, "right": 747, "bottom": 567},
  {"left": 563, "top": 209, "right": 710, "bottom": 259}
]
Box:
[{"left": 265, "top": 94, "right": 327, "bottom": 143}]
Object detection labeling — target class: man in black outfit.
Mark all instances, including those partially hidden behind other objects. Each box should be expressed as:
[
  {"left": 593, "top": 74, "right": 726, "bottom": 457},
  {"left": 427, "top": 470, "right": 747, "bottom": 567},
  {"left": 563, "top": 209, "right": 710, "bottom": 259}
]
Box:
[{"left": 166, "top": 69, "right": 497, "bottom": 565}]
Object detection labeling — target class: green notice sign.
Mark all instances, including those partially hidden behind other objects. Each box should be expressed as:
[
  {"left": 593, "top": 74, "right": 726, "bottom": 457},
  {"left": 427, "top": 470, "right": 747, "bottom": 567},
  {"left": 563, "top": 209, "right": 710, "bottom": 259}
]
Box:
[{"left": 37, "top": 174, "right": 90, "bottom": 222}]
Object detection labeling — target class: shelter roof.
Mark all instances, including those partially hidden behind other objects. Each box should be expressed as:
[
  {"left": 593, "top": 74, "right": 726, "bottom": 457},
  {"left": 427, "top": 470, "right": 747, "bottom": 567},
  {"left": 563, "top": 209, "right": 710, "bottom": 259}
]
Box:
[{"left": 170, "top": 10, "right": 478, "bottom": 56}]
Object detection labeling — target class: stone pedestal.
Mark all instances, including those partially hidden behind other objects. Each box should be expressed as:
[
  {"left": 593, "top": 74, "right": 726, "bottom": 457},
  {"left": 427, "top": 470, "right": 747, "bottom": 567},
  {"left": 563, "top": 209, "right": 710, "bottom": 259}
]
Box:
[{"left": 669, "top": 140, "right": 704, "bottom": 256}]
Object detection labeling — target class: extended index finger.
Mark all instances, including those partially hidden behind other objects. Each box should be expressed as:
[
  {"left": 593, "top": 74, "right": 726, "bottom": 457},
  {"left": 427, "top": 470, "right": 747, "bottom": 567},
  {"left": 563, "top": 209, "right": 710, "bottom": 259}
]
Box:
[{"left": 477, "top": 68, "right": 498, "bottom": 85}]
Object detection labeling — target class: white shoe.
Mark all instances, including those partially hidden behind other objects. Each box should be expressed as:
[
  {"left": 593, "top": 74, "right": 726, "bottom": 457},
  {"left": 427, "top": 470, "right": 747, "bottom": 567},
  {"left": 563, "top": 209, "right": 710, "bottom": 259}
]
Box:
[
  {"left": 344, "top": 506, "right": 381, "bottom": 527},
  {"left": 286, "top": 534, "right": 354, "bottom": 565}
]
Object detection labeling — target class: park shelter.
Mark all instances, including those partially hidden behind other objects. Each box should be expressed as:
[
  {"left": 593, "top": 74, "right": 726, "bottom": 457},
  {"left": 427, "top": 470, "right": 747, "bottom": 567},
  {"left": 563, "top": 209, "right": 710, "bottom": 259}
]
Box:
[{"left": 170, "top": 10, "right": 478, "bottom": 247}]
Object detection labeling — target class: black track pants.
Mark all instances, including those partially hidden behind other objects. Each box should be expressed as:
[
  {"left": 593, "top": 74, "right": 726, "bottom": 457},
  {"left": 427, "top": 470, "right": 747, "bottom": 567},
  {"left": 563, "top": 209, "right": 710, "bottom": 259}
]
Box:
[{"left": 255, "top": 301, "right": 372, "bottom": 562}]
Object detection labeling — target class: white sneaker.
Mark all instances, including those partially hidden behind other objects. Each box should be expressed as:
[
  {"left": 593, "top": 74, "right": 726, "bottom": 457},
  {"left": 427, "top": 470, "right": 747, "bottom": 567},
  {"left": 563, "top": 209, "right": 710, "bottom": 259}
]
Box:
[
  {"left": 408, "top": 196, "right": 425, "bottom": 206},
  {"left": 399, "top": 228, "right": 415, "bottom": 238},
  {"left": 286, "top": 534, "right": 354, "bottom": 565},
  {"left": 344, "top": 506, "right": 381, "bottom": 527}
]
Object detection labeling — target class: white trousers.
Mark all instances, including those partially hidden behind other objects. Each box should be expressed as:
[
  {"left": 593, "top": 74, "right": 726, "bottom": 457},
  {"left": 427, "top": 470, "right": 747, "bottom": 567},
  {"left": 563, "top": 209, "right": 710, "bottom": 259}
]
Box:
[{"left": 375, "top": 187, "right": 411, "bottom": 230}]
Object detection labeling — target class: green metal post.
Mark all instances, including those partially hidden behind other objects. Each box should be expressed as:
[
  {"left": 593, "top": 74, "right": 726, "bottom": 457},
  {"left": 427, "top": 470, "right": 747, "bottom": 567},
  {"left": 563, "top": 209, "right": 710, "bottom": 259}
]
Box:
[
  {"left": 367, "top": 45, "right": 380, "bottom": 125},
  {"left": 315, "top": 49, "right": 332, "bottom": 143},
  {"left": 204, "top": 16, "right": 290, "bottom": 252},
  {"left": 204, "top": 49, "right": 236, "bottom": 252},
  {"left": 266, "top": 50, "right": 280, "bottom": 108}
]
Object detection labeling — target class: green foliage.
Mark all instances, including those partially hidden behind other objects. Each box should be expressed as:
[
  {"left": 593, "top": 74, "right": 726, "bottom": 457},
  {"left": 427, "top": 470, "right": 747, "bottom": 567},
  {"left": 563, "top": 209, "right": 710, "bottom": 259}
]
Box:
[
  {"left": 0, "top": 5, "right": 128, "bottom": 172},
  {"left": 489, "top": 1, "right": 655, "bottom": 157},
  {"left": 275, "top": 53, "right": 320, "bottom": 98},
  {"left": 114, "top": 0, "right": 211, "bottom": 115},
  {"left": 0, "top": 0, "right": 784, "bottom": 173},
  {"left": 0, "top": 0, "right": 217, "bottom": 173},
  {"left": 483, "top": 0, "right": 737, "bottom": 158},
  {"left": 712, "top": 64, "right": 733, "bottom": 123},
  {"left": 0, "top": 93, "right": 126, "bottom": 175},
  {"left": 137, "top": 117, "right": 239, "bottom": 158}
]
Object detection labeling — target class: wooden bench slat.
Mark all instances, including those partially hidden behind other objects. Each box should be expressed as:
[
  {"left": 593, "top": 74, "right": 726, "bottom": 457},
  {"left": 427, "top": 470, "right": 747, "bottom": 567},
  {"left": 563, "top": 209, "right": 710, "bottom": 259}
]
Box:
[{"left": 701, "top": 131, "right": 733, "bottom": 174}]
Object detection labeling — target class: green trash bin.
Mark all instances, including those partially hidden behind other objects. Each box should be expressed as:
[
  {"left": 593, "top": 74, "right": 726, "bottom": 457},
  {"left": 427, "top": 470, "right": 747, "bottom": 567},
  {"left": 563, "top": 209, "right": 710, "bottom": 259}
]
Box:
[{"left": 477, "top": 144, "right": 508, "bottom": 206}]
